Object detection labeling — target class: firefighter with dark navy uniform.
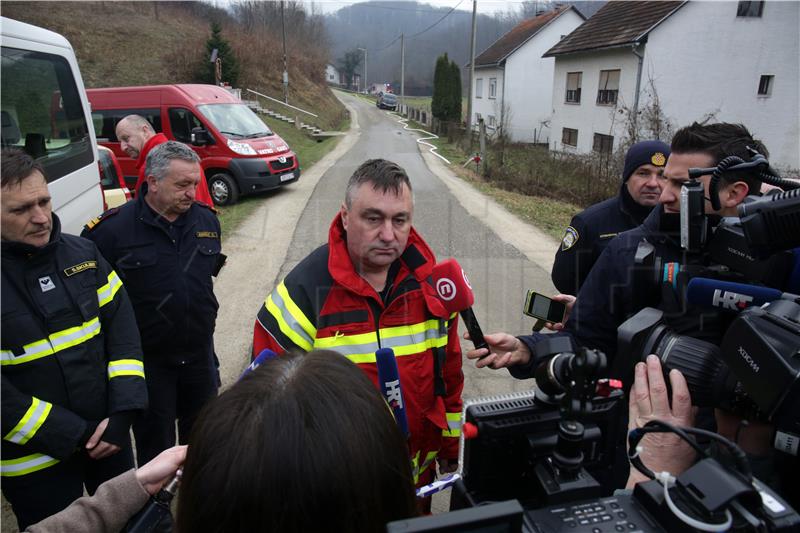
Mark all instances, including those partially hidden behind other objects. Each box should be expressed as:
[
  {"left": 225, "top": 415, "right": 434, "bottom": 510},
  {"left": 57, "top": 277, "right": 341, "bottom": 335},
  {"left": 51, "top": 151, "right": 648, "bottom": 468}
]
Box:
[
  {"left": 552, "top": 140, "right": 670, "bottom": 295},
  {"left": 82, "top": 141, "right": 223, "bottom": 467},
  {"left": 1, "top": 148, "right": 147, "bottom": 530}
]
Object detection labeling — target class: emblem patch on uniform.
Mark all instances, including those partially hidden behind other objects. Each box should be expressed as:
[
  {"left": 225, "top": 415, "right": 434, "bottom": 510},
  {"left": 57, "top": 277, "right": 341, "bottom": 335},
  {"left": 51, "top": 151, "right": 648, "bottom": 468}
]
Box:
[
  {"left": 196, "top": 231, "right": 219, "bottom": 239},
  {"left": 651, "top": 152, "right": 667, "bottom": 166},
  {"left": 63, "top": 261, "right": 97, "bottom": 277},
  {"left": 38, "top": 276, "right": 56, "bottom": 293},
  {"left": 561, "top": 226, "right": 579, "bottom": 251}
]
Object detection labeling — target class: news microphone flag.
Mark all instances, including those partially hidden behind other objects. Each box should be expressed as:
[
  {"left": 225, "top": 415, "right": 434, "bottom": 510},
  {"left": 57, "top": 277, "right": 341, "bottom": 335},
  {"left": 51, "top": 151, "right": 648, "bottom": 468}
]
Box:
[
  {"left": 375, "top": 347, "right": 409, "bottom": 438},
  {"left": 686, "top": 277, "right": 784, "bottom": 312},
  {"left": 239, "top": 349, "right": 278, "bottom": 381},
  {"left": 431, "top": 259, "right": 489, "bottom": 353}
]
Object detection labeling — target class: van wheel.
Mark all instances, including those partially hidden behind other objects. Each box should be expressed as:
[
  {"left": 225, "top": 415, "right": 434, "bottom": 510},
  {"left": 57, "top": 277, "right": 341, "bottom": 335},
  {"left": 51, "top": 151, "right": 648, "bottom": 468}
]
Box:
[{"left": 208, "top": 172, "right": 239, "bottom": 206}]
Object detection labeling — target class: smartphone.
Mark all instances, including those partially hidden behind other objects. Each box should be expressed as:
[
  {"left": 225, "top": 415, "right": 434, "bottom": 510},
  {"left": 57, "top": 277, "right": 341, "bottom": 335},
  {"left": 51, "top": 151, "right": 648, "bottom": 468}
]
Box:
[{"left": 523, "top": 290, "right": 567, "bottom": 323}]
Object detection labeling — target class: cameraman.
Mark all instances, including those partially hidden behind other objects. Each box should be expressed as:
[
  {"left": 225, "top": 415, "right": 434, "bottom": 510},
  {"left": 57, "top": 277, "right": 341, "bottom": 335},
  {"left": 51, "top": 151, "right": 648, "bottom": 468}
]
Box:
[{"left": 466, "top": 122, "right": 780, "bottom": 373}]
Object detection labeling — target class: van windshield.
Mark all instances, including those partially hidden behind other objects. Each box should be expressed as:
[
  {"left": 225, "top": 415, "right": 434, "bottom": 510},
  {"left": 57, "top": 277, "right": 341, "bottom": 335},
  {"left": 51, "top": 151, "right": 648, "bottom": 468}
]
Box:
[{"left": 196, "top": 103, "right": 273, "bottom": 139}]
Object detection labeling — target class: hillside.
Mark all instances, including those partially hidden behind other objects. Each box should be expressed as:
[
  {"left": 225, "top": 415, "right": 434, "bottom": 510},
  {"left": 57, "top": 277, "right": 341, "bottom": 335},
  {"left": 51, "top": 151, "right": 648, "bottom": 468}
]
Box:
[{"left": 2, "top": 1, "right": 347, "bottom": 129}]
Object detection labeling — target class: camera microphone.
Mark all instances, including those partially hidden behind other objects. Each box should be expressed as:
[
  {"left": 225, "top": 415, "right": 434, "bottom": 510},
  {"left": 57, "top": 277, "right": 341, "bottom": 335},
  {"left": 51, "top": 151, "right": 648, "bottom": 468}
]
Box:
[
  {"left": 686, "top": 277, "right": 796, "bottom": 312},
  {"left": 431, "top": 259, "right": 488, "bottom": 353}
]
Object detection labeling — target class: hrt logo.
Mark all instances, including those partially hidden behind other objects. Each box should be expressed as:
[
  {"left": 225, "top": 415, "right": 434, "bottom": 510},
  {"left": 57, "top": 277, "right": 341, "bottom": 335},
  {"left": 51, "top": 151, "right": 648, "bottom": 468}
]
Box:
[
  {"left": 436, "top": 278, "right": 457, "bottom": 301},
  {"left": 384, "top": 379, "right": 404, "bottom": 409},
  {"left": 712, "top": 289, "right": 753, "bottom": 311}
]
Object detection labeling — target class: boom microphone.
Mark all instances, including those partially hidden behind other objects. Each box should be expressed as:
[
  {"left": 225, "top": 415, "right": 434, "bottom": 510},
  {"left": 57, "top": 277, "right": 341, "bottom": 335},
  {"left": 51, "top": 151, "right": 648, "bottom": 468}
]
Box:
[
  {"left": 431, "top": 259, "right": 489, "bottom": 353},
  {"left": 686, "top": 277, "right": 794, "bottom": 312},
  {"left": 375, "top": 347, "right": 409, "bottom": 438}
]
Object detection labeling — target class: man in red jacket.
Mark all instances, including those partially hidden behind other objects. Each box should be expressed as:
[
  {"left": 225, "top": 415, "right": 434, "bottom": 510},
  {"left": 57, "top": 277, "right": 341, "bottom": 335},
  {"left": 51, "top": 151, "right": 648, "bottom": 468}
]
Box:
[
  {"left": 115, "top": 115, "right": 213, "bottom": 206},
  {"left": 253, "top": 159, "right": 463, "bottom": 507}
]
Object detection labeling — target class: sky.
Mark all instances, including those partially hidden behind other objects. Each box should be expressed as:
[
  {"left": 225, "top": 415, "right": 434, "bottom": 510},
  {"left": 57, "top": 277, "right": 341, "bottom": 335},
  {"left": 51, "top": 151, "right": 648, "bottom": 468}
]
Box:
[{"left": 311, "top": 0, "right": 531, "bottom": 15}]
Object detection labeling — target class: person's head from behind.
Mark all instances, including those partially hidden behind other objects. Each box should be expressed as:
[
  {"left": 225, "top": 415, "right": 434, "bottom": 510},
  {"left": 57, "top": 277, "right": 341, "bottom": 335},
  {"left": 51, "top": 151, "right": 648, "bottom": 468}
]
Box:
[
  {"left": 622, "top": 140, "right": 670, "bottom": 207},
  {"left": 341, "top": 159, "right": 414, "bottom": 274},
  {"left": 1, "top": 148, "right": 52, "bottom": 247},
  {"left": 660, "top": 122, "right": 768, "bottom": 216},
  {"left": 115, "top": 114, "right": 155, "bottom": 159},
  {"left": 144, "top": 141, "right": 201, "bottom": 220},
  {"left": 177, "top": 350, "right": 416, "bottom": 533}
]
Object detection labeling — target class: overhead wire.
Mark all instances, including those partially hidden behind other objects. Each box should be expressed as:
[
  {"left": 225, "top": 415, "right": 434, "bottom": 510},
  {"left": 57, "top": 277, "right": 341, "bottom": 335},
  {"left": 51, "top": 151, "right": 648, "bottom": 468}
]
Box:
[{"left": 366, "top": 0, "right": 466, "bottom": 53}]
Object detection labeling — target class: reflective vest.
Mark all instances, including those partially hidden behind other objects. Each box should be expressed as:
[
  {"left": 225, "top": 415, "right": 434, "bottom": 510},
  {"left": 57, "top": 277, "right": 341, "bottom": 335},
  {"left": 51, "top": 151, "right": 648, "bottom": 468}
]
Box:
[
  {"left": 1, "top": 215, "right": 146, "bottom": 477},
  {"left": 254, "top": 215, "right": 463, "bottom": 483}
]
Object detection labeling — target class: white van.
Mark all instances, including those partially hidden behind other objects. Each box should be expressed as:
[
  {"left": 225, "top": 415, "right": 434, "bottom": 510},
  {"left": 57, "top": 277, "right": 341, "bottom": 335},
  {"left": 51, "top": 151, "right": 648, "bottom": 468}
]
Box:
[{"left": 1, "top": 17, "right": 102, "bottom": 235}]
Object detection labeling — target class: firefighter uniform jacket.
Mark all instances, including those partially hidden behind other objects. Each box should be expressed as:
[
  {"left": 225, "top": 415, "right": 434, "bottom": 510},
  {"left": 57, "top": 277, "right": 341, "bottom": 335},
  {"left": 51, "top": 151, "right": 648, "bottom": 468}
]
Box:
[
  {"left": 253, "top": 215, "right": 464, "bottom": 485},
  {"left": 1, "top": 214, "right": 146, "bottom": 478}
]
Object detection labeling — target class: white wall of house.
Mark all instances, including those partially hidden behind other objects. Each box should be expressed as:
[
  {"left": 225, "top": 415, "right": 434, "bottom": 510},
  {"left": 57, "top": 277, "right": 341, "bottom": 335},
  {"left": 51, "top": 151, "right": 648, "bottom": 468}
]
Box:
[
  {"left": 645, "top": 1, "right": 799, "bottom": 169},
  {"left": 549, "top": 49, "right": 640, "bottom": 153},
  {"left": 503, "top": 9, "right": 585, "bottom": 143},
  {"left": 325, "top": 64, "right": 339, "bottom": 85},
  {"left": 549, "top": 1, "right": 799, "bottom": 169},
  {"left": 472, "top": 67, "right": 504, "bottom": 133}
]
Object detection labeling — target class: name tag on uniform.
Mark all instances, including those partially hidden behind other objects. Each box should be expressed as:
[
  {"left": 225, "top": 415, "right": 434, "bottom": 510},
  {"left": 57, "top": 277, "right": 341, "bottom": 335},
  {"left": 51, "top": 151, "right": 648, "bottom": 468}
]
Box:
[
  {"left": 599, "top": 233, "right": 618, "bottom": 239},
  {"left": 63, "top": 261, "right": 97, "bottom": 276},
  {"left": 196, "top": 231, "right": 219, "bottom": 239}
]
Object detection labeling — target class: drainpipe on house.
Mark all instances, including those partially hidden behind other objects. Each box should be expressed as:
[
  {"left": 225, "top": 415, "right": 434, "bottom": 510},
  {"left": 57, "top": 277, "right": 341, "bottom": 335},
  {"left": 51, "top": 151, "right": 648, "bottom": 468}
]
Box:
[
  {"left": 631, "top": 42, "right": 645, "bottom": 141},
  {"left": 499, "top": 64, "right": 506, "bottom": 139}
]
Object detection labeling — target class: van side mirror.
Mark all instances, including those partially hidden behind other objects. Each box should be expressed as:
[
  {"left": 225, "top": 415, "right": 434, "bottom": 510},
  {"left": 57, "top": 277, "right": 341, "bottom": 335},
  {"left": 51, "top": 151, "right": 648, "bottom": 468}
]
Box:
[{"left": 190, "top": 127, "right": 211, "bottom": 146}]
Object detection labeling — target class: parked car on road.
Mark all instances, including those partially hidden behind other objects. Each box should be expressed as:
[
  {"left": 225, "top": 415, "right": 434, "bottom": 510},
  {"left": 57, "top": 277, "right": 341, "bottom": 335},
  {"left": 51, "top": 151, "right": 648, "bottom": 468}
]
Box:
[
  {"left": 97, "top": 145, "right": 131, "bottom": 208},
  {"left": 87, "top": 84, "right": 300, "bottom": 206},
  {"left": 377, "top": 92, "right": 397, "bottom": 111}
]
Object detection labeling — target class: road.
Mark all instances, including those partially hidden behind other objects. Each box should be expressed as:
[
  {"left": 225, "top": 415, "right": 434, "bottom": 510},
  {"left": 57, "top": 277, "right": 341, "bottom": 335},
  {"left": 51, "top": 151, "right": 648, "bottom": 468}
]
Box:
[{"left": 1, "top": 91, "right": 561, "bottom": 530}]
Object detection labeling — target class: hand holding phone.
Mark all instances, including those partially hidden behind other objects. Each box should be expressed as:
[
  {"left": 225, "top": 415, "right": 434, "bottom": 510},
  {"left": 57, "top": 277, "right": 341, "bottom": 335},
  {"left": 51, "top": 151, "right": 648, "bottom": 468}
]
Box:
[{"left": 523, "top": 290, "right": 569, "bottom": 327}]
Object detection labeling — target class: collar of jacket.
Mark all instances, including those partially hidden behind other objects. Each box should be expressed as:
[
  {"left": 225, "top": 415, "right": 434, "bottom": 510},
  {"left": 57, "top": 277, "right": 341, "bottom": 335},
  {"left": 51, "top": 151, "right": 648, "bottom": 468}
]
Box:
[
  {"left": 135, "top": 133, "right": 170, "bottom": 170},
  {"left": 619, "top": 183, "right": 654, "bottom": 225},
  {"left": 1, "top": 212, "right": 62, "bottom": 260},
  {"left": 134, "top": 181, "right": 194, "bottom": 231},
  {"left": 326, "top": 213, "right": 449, "bottom": 317}
]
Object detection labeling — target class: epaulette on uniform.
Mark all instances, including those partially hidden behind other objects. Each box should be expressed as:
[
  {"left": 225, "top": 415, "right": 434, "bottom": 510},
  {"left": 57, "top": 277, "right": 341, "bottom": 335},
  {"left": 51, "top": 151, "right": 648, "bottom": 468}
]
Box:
[
  {"left": 196, "top": 201, "right": 218, "bottom": 214},
  {"left": 83, "top": 208, "right": 120, "bottom": 232}
]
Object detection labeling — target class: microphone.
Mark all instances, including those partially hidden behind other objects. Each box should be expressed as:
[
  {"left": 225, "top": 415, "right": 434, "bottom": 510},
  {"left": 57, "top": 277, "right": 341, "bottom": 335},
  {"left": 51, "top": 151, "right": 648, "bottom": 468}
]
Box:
[
  {"left": 431, "top": 259, "right": 489, "bottom": 353},
  {"left": 686, "top": 277, "right": 794, "bottom": 312},
  {"left": 375, "top": 347, "right": 409, "bottom": 438},
  {"left": 240, "top": 349, "right": 278, "bottom": 380}
]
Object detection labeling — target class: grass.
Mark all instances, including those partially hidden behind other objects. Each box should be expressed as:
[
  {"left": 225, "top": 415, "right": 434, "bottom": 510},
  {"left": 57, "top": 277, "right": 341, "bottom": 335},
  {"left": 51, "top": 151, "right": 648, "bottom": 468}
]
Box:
[
  {"left": 217, "top": 114, "right": 345, "bottom": 237},
  {"left": 402, "top": 118, "right": 580, "bottom": 241}
]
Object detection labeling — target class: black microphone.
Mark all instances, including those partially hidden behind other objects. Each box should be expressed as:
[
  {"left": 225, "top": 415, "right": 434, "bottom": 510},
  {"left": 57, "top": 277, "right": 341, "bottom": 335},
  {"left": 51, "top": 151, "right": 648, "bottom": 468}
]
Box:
[{"left": 375, "top": 347, "right": 409, "bottom": 438}]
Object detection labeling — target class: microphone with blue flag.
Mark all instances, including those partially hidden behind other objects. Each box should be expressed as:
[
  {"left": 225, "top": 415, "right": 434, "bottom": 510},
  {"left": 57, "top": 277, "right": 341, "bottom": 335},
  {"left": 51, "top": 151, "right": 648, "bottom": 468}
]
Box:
[{"left": 375, "top": 347, "right": 409, "bottom": 438}]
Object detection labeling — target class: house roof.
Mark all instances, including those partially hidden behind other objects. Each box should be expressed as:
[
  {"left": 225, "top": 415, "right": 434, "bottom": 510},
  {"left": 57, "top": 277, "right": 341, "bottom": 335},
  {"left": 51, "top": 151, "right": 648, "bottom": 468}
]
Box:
[
  {"left": 544, "top": 1, "right": 685, "bottom": 57},
  {"left": 472, "top": 5, "right": 583, "bottom": 68}
]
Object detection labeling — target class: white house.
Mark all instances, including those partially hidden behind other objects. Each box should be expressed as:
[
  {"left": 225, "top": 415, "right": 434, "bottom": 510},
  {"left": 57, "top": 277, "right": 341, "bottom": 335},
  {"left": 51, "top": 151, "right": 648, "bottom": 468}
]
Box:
[
  {"left": 468, "top": 5, "right": 585, "bottom": 143},
  {"left": 545, "top": 0, "right": 800, "bottom": 170},
  {"left": 325, "top": 64, "right": 340, "bottom": 85}
]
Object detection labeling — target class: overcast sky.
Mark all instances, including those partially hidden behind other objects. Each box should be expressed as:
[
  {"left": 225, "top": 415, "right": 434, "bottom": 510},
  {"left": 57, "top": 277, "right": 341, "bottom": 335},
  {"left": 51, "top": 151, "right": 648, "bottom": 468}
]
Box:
[{"left": 311, "top": 0, "right": 531, "bottom": 15}]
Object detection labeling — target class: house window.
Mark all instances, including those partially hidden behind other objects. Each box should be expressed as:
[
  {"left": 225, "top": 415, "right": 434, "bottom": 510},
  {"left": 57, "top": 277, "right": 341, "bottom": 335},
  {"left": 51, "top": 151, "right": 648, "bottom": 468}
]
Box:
[
  {"left": 758, "top": 74, "right": 774, "bottom": 96},
  {"left": 489, "top": 78, "right": 497, "bottom": 99},
  {"left": 566, "top": 72, "right": 582, "bottom": 103},
  {"left": 562, "top": 127, "right": 578, "bottom": 147},
  {"left": 597, "top": 69, "right": 620, "bottom": 105},
  {"left": 476, "top": 78, "right": 483, "bottom": 98},
  {"left": 488, "top": 115, "right": 496, "bottom": 128},
  {"left": 475, "top": 112, "right": 482, "bottom": 123},
  {"left": 593, "top": 133, "right": 614, "bottom": 154},
  {"left": 737, "top": 1, "right": 764, "bottom": 17}
]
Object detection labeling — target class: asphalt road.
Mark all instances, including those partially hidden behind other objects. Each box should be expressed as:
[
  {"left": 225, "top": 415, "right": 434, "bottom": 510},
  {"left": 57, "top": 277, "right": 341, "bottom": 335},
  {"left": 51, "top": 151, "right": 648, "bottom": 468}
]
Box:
[{"left": 1, "top": 91, "right": 562, "bottom": 530}]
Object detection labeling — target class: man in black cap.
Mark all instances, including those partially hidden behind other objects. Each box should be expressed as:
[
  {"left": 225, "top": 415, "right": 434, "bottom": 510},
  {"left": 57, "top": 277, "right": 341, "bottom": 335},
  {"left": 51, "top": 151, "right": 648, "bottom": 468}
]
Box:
[{"left": 552, "top": 140, "right": 670, "bottom": 295}]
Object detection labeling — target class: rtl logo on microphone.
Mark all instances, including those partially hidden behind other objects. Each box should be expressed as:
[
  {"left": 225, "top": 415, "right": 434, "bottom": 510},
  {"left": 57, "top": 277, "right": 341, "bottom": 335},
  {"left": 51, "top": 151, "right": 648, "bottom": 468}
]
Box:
[
  {"left": 384, "top": 379, "right": 404, "bottom": 409},
  {"left": 712, "top": 289, "right": 753, "bottom": 311}
]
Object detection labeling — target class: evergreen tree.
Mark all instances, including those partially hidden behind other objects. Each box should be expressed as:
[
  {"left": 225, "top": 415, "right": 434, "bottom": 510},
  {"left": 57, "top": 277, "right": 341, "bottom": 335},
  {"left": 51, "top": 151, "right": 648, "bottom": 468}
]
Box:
[
  {"left": 200, "top": 21, "right": 240, "bottom": 86},
  {"left": 448, "top": 59, "right": 462, "bottom": 123},
  {"left": 338, "top": 50, "right": 362, "bottom": 91},
  {"left": 431, "top": 53, "right": 449, "bottom": 121}
]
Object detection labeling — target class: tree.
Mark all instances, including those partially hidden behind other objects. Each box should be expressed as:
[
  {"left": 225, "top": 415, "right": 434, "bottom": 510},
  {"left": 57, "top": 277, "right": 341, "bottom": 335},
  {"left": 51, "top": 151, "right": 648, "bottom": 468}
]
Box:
[
  {"left": 431, "top": 53, "right": 450, "bottom": 121},
  {"left": 448, "top": 58, "right": 462, "bottom": 123},
  {"left": 338, "top": 50, "right": 362, "bottom": 91},
  {"left": 199, "top": 21, "right": 240, "bottom": 86}
]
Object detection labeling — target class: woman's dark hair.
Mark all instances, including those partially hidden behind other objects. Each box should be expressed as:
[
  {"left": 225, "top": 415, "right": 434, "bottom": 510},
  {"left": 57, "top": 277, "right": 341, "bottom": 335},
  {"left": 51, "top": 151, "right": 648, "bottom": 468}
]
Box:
[{"left": 176, "top": 350, "right": 417, "bottom": 532}]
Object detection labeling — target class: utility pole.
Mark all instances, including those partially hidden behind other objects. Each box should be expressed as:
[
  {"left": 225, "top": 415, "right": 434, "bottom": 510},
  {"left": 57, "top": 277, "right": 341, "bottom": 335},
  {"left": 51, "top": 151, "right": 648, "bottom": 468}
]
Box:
[
  {"left": 400, "top": 33, "right": 405, "bottom": 111},
  {"left": 281, "top": 0, "right": 289, "bottom": 103},
  {"left": 466, "top": 0, "right": 477, "bottom": 141},
  {"left": 357, "top": 47, "right": 367, "bottom": 93}
]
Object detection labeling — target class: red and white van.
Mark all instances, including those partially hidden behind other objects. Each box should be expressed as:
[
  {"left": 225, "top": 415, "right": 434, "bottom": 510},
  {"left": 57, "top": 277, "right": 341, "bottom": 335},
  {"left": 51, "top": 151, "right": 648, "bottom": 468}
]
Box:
[{"left": 86, "top": 84, "right": 300, "bottom": 205}]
